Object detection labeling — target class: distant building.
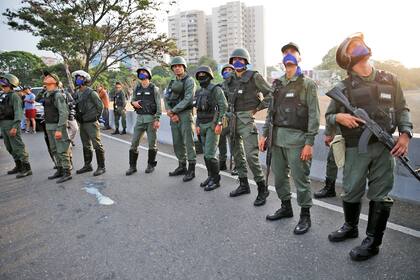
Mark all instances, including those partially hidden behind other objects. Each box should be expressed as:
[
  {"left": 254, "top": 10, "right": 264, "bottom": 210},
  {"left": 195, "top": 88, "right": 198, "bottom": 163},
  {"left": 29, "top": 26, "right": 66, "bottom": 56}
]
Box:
[{"left": 41, "top": 56, "right": 61, "bottom": 66}]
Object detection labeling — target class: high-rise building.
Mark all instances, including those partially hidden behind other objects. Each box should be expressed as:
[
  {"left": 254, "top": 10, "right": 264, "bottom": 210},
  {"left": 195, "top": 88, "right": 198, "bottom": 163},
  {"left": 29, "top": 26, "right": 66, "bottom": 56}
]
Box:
[
  {"left": 168, "top": 10, "right": 208, "bottom": 65},
  {"left": 212, "top": 1, "right": 266, "bottom": 76}
]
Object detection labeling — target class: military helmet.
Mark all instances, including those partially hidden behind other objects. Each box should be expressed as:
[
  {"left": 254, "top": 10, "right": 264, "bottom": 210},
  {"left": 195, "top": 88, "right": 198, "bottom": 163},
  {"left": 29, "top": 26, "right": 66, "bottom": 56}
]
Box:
[
  {"left": 136, "top": 67, "right": 152, "bottom": 79},
  {"left": 71, "top": 70, "right": 91, "bottom": 82},
  {"left": 0, "top": 73, "right": 20, "bottom": 87},
  {"left": 281, "top": 42, "right": 300, "bottom": 54},
  {"left": 170, "top": 56, "right": 187, "bottom": 69},
  {"left": 43, "top": 70, "right": 60, "bottom": 85},
  {"left": 336, "top": 32, "right": 371, "bottom": 70},
  {"left": 221, "top": 63, "right": 234, "bottom": 75},
  {"left": 195, "top": 65, "right": 214, "bottom": 80},
  {"left": 229, "top": 48, "right": 251, "bottom": 64}
]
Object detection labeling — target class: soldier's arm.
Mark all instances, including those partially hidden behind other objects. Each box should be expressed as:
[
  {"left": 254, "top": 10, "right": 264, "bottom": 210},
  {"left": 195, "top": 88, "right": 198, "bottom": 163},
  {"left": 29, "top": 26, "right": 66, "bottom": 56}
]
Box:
[
  {"left": 262, "top": 98, "right": 273, "bottom": 138},
  {"left": 90, "top": 90, "right": 104, "bottom": 116},
  {"left": 254, "top": 72, "right": 273, "bottom": 111},
  {"left": 393, "top": 78, "right": 413, "bottom": 134},
  {"left": 55, "top": 92, "right": 69, "bottom": 129},
  {"left": 171, "top": 77, "right": 196, "bottom": 113},
  {"left": 11, "top": 93, "right": 23, "bottom": 129},
  {"left": 304, "top": 80, "right": 320, "bottom": 146},
  {"left": 215, "top": 86, "right": 227, "bottom": 123},
  {"left": 154, "top": 85, "right": 162, "bottom": 120},
  {"left": 325, "top": 99, "right": 340, "bottom": 136}
]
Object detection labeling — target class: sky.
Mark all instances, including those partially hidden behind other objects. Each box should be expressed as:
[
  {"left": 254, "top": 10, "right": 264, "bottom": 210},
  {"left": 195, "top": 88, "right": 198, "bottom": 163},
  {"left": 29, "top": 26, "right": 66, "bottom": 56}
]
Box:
[{"left": 1, "top": 0, "right": 420, "bottom": 69}]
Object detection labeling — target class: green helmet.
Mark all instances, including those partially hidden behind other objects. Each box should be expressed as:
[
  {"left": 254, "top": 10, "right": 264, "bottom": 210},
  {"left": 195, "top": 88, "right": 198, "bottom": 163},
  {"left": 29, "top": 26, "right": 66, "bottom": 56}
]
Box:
[
  {"left": 170, "top": 56, "right": 187, "bottom": 69},
  {"left": 229, "top": 48, "right": 251, "bottom": 64},
  {"left": 336, "top": 32, "right": 371, "bottom": 70},
  {"left": 221, "top": 63, "right": 234, "bottom": 75},
  {"left": 43, "top": 70, "right": 60, "bottom": 84},
  {"left": 0, "top": 73, "right": 20, "bottom": 87},
  {"left": 136, "top": 67, "right": 152, "bottom": 79},
  {"left": 195, "top": 65, "right": 214, "bottom": 79}
]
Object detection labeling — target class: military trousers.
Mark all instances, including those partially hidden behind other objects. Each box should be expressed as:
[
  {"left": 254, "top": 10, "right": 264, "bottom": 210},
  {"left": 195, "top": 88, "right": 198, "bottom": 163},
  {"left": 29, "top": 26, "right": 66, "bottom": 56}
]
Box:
[{"left": 170, "top": 110, "right": 196, "bottom": 163}]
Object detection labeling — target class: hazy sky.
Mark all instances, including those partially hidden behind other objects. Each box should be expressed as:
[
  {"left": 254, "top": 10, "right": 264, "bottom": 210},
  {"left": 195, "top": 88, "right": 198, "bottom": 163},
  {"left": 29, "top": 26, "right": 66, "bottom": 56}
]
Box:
[{"left": 1, "top": 0, "right": 420, "bottom": 69}]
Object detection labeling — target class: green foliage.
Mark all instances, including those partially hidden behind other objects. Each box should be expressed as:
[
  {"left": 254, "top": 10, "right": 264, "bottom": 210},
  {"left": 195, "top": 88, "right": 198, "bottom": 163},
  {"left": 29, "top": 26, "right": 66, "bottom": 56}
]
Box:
[
  {"left": 314, "top": 46, "right": 346, "bottom": 79},
  {"left": 0, "top": 51, "right": 46, "bottom": 86},
  {"left": 372, "top": 60, "right": 420, "bottom": 90}
]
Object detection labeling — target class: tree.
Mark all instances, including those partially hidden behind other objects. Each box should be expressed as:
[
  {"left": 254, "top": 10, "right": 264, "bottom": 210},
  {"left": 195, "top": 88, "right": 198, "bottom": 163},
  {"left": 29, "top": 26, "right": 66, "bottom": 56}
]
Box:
[
  {"left": 315, "top": 46, "right": 346, "bottom": 78},
  {"left": 198, "top": 56, "right": 218, "bottom": 72},
  {"left": 3, "top": 0, "right": 178, "bottom": 90},
  {"left": 0, "top": 51, "right": 46, "bottom": 86},
  {"left": 151, "top": 65, "right": 171, "bottom": 78}
]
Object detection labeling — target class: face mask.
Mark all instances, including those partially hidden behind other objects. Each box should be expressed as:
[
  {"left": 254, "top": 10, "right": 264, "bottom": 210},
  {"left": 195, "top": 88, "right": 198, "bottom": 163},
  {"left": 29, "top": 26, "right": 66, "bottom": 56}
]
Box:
[
  {"left": 75, "top": 77, "right": 84, "bottom": 86},
  {"left": 233, "top": 60, "right": 246, "bottom": 69},
  {"left": 222, "top": 71, "right": 232, "bottom": 79},
  {"left": 138, "top": 73, "right": 149, "bottom": 80},
  {"left": 283, "top": 53, "right": 298, "bottom": 66},
  {"left": 197, "top": 75, "right": 211, "bottom": 87},
  {"left": 350, "top": 44, "right": 370, "bottom": 57}
]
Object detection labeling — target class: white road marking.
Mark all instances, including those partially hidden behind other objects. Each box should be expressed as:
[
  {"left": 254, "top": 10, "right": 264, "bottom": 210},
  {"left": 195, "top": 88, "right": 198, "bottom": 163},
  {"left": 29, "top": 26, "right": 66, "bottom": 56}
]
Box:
[{"left": 102, "top": 133, "right": 420, "bottom": 239}]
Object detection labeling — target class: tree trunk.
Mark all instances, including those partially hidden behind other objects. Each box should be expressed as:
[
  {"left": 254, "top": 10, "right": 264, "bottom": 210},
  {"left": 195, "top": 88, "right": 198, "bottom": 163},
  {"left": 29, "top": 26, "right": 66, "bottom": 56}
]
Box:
[{"left": 63, "top": 57, "right": 75, "bottom": 94}]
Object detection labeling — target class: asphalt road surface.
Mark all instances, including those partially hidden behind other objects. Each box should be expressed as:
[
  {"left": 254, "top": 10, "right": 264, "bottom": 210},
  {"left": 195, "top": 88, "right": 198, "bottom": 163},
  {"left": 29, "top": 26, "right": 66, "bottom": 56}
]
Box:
[{"left": 1, "top": 131, "right": 419, "bottom": 280}]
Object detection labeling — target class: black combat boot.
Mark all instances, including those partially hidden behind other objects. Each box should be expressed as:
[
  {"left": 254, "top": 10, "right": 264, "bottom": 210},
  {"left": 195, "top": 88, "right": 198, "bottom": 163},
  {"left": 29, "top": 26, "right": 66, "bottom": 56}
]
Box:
[
  {"left": 294, "top": 207, "right": 311, "bottom": 235},
  {"left": 121, "top": 128, "right": 127, "bottom": 135},
  {"left": 229, "top": 177, "right": 251, "bottom": 197},
  {"left": 314, "top": 178, "right": 336, "bottom": 198},
  {"left": 231, "top": 166, "right": 238, "bottom": 176},
  {"left": 76, "top": 148, "right": 93, "bottom": 174},
  {"left": 93, "top": 149, "right": 106, "bottom": 176},
  {"left": 48, "top": 167, "right": 63, "bottom": 180},
  {"left": 126, "top": 150, "right": 139, "bottom": 176},
  {"left": 200, "top": 158, "right": 211, "bottom": 187},
  {"left": 145, "top": 149, "right": 157, "bottom": 173},
  {"left": 204, "top": 158, "right": 221, "bottom": 191},
  {"left": 266, "top": 200, "right": 294, "bottom": 221},
  {"left": 7, "top": 160, "right": 21, "bottom": 175},
  {"left": 169, "top": 162, "right": 187, "bottom": 176},
  {"left": 219, "top": 160, "right": 227, "bottom": 171},
  {"left": 328, "top": 201, "right": 361, "bottom": 242},
  {"left": 111, "top": 128, "right": 120, "bottom": 135},
  {"left": 349, "top": 201, "right": 391, "bottom": 261},
  {"left": 56, "top": 168, "right": 72, "bottom": 183},
  {"left": 16, "top": 162, "right": 32, "bottom": 178},
  {"left": 254, "top": 180, "right": 269, "bottom": 206},
  {"left": 183, "top": 161, "right": 196, "bottom": 182}
]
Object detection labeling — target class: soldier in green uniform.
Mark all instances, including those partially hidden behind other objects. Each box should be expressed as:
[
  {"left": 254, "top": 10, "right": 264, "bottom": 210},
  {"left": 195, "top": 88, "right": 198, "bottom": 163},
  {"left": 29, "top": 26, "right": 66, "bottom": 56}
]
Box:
[
  {"left": 164, "top": 56, "right": 197, "bottom": 182},
  {"left": 126, "top": 67, "right": 161, "bottom": 175},
  {"left": 326, "top": 33, "right": 413, "bottom": 261},
  {"left": 41, "top": 72, "right": 72, "bottom": 183},
  {"left": 218, "top": 63, "right": 238, "bottom": 176},
  {"left": 112, "top": 82, "right": 127, "bottom": 135},
  {"left": 0, "top": 73, "right": 32, "bottom": 178},
  {"left": 260, "top": 42, "right": 320, "bottom": 234},
  {"left": 72, "top": 70, "right": 106, "bottom": 176},
  {"left": 314, "top": 134, "right": 339, "bottom": 198},
  {"left": 225, "top": 48, "right": 272, "bottom": 206},
  {"left": 194, "top": 65, "right": 227, "bottom": 191}
]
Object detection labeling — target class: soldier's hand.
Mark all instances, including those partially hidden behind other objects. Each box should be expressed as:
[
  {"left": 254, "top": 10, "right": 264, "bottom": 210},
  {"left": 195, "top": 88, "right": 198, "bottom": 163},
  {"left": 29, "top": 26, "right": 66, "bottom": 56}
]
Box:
[
  {"left": 166, "top": 110, "right": 173, "bottom": 117},
  {"left": 324, "top": 135, "right": 334, "bottom": 147},
  {"left": 171, "top": 114, "right": 180, "bottom": 123},
  {"left": 55, "top": 131, "right": 62, "bottom": 140},
  {"left": 196, "top": 126, "right": 200, "bottom": 135},
  {"left": 152, "top": 120, "right": 160, "bottom": 131},
  {"left": 132, "top": 101, "right": 142, "bottom": 109},
  {"left": 258, "top": 136, "right": 266, "bottom": 152},
  {"left": 214, "top": 124, "right": 222, "bottom": 135},
  {"left": 9, "top": 127, "right": 17, "bottom": 137},
  {"left": 300, "top": 144, "right": 313, "bottom": 161},
  {"left": 391, "top": 133, "right": 410, "bottom": 157},
  {"left": 336, "top": 113, "right": 365, "bottom": 129}
]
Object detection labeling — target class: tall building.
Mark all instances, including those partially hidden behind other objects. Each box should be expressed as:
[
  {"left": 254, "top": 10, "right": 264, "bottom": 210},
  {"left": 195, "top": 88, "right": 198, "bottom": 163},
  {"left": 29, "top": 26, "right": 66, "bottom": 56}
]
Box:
[
  {"left": 212, "top": 1, "right": 266, "bottom": 76},
  {"left": 168, "top": 10, "right": 208, "bottom": 65}
]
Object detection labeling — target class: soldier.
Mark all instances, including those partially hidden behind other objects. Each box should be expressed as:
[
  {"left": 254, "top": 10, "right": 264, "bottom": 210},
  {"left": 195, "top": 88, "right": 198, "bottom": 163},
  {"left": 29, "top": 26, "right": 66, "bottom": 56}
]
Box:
[
  {"left": 225, "top": 48, "right": 272, "bottom": 206},
  {"left": 72, "top": 70, "right": 106, "bottom": 176},
  {"left": 314, "top": 134, "right": 338, "bottom": 198},
  {"left": 126, "top": 67, "right": 161, "bottom": 175},
  {"left": 326, "top": 33, "right": 413, "bottom": 261},
  {"left": 259, "top": 42, "right": 320, "bottom": 234},
  {"left": 112, "top": 82, "right": 127, "bottom": 135},
  {"left": 0, "top": 73, "right": 32, "bottom": 178},
  {"left": 41, "top": 72, "right": 72, "bottom": 183},
  {"left": 195, "top": 66, "right": 227, "bottom": 191},
  {"left": 218, "top": 63, "right": 239, "bottom": 176},
  {"left": 164, "top": 56, "right": 197, "bottom": 182}
]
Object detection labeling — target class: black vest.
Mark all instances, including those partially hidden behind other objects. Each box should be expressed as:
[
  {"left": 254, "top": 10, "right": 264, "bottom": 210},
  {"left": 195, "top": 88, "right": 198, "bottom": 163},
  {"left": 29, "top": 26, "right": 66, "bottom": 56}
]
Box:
[
  {"left": 340, "top": 71, "right": 397, "bottom": 147},
  {"left": 165, "top": 75, "right": 193, "bottom": 111},
  {"left": 226, "top": 70, "right": 260, "bottom": 112},
  {"left": 133, "top": 84, "right": 157, "bottom": 115},
  {"left": 195, "top": 84, "right": 218, "bottom": 124},
  {"left": 272, "top": 75, "right": 308, "bottom": 132},
  {"left": 75, "top": 87, "right": 99, "bottom": 123},
  {"left": 0, "top": 92, "right": 14, "bottom": 120},
  {"left": 44, "top": 91, "right": 60, "bottom": 124}
]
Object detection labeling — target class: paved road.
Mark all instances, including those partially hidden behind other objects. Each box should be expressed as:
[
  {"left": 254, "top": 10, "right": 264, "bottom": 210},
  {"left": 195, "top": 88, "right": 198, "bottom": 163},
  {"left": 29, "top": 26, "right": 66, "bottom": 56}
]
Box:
[{"left": 1, "top": 132, "right": 420, "bottom": 280}]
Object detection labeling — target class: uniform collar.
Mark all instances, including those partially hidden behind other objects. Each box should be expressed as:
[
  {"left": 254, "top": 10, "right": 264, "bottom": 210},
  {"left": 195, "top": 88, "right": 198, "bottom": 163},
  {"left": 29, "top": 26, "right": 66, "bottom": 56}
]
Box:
[
  {"left": 351, "top": 66, "right": 376, "bottom": 82},
  {"left": 280, "top": 73, "right": 300, "bottom": 85}
]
